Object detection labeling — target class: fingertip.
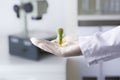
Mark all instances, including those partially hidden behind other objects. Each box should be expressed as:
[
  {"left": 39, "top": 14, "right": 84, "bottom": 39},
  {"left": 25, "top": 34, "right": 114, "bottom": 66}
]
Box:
[{"left": 30, "top": 37, "right": 39, "bottom": 45}]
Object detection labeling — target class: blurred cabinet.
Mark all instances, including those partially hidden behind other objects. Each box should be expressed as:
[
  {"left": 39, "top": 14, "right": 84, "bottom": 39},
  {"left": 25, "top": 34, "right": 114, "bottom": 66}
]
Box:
[
  {"left": 78, "top": 0, "right": 120, "bottom": 15},
  {"left": 67, "top": 56, "right": 120, "bottom": 80},
  {"left": 64, "top": 0, "right": 120, "bottom": 35},
  {"left": 77, "top": 0, "right": 120, "bottom": 26}
]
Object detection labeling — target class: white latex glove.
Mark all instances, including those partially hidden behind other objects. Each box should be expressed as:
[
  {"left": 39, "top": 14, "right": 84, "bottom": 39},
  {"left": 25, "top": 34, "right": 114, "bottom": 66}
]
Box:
[{"left": 30, "top": 35, "right": 82, "bottom": 57}]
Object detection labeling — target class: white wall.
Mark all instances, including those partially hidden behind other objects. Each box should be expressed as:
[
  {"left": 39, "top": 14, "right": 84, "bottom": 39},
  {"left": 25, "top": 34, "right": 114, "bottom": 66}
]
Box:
[
  {"left": 0, "top": 0, "right": 21, "bottom": 36},
  {"left": 0, "top": 0, "right": 65, "bottom": 36},
  {"left": 28, "top": 0, "right": 65, "bottom": 32},
  {"left": 0, "top": 0, "right": 114, "bottom": 36}
]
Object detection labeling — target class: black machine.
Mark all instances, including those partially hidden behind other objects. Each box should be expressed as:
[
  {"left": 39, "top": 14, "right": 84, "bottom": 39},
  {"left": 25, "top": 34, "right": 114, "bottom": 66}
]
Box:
[
  {"left": 8, "top": 32, "right": 56, "bottom": 60},
  {"left": 8, "top": 0, "right": 56, "bottom": 60}
]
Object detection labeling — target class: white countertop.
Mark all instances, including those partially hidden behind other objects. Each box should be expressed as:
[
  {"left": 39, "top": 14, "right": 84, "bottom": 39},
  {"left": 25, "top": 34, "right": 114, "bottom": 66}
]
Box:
[{"left": 0, "top": 36, "right": 66, "bottom": 80}]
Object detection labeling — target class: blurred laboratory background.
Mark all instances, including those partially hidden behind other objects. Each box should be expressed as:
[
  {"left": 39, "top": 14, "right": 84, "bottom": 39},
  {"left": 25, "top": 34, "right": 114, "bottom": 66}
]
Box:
[{"left": 0, "top": 0, "right": 120, "bottom": 80}]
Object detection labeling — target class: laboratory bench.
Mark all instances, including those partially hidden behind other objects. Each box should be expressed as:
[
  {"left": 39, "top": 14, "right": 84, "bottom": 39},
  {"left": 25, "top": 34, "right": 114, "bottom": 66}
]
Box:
[{"left": 0, "top": 36, "right": 67, "bottom": 80}]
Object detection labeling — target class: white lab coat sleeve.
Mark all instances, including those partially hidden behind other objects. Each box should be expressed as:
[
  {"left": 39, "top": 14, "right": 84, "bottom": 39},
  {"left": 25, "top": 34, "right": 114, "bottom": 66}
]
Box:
[{"left": 79, "top": 26, "right": 120, "bottom": 66}]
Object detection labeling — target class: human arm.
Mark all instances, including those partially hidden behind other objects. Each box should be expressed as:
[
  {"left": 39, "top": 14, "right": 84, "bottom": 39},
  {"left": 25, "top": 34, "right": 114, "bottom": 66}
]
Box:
[
  {"left": 31, "top": 26, "right": 120, "bottom": 66},
  {"left": 31, "top": 35, "right": 82, "bottom": 57},
  {"left": 79, "top": 26, "right": 120, "bottom": 65}
]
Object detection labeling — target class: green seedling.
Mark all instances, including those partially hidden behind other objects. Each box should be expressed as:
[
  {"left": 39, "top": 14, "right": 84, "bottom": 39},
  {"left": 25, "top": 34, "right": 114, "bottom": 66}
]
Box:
[{"left": 57, "top": 28, "right": 64, "bottom": 46}]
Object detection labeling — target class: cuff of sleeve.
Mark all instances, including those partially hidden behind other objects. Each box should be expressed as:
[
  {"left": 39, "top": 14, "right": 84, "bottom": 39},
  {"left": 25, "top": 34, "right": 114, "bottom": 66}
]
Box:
[{"left": 79, "top": 36, "right": 97, "bottom": 66}]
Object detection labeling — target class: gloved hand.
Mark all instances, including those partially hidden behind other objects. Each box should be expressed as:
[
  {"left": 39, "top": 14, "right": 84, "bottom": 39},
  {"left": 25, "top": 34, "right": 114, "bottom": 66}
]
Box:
[{"left": 30, "top": 35, "right": 82, "bottom": 57}]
